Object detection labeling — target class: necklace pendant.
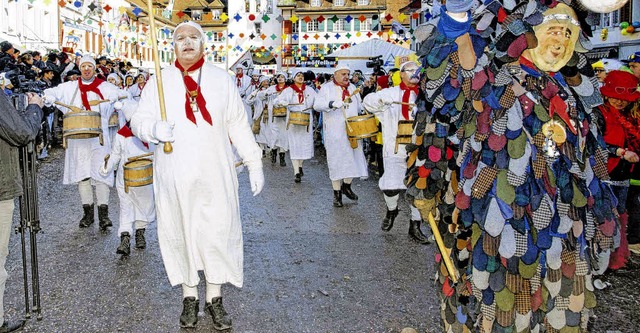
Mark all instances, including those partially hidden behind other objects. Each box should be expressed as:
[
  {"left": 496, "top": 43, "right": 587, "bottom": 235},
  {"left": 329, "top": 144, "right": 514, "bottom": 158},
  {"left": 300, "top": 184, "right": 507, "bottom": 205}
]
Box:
[{"left": 190, "top": 99, "right": 199, "bottom": 113}]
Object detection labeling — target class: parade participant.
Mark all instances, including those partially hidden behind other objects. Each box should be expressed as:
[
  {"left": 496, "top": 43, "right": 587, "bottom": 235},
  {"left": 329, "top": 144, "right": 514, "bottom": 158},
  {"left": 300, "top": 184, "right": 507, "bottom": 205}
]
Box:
[
  {"left": 274, "top": 69, "right": 317, "bottom": 183},
  {"left": 95, "top": 56, "right": 110, "bottom": 80},
  {"left": 107, "top": 73, "right": 123, "bottom": 89},
  {"left": 124, "top": 74, "right": 134, "bottom": 89},
  {"left": 597, "top": 70, "right": 640, "bottom": 269},
  {"left": 259, "top": 72, "right": 289, "bottom": 166},
  {"left": 407, "top": 2, "right": 620, "bottom": 331},
  {"left": 313, "top": 64, "right": 368, "bottom": 207},
  {"left": 623, "top": 51, "right": 640, "bottom": 80},
  {"left": 130, "top": 21, "right": 264, "bottom": 331},
  {"left": 0, "top": 90, "right": 43, "bottom": 333},
  {"left": 43, "top": 55, "right": 124, "bottom": 231},
  {"left": 100, "top": 100, "right": 155, "bottom": 256},
  {"left": 363, "top": 60, "right": 429, "bottom": 244},
  {"left": 246, "top": 76, "right": 273, "bottom": 155},
  {"left": 592, "top": 60, "right": 606, "bottom": 84},
  {"left": 128, "top": 73, "right": 146, "bottom": 101}
]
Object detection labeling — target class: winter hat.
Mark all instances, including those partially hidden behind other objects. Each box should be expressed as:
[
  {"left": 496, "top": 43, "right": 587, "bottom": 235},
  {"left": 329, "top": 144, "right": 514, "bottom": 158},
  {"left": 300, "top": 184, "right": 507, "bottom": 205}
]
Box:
[
  {"left": 107, "top": 73, "right": 122, "bottom": 85},
  {"left": 622, "top": 51, "right": 640, "bottom": 64},
  {"left": 0, "top": 41, "right": 13, "bottom": 53},
  {"left": 333, "top": 63, "right": 350, "bottom": 74},
  {"left": 600, "top": 70, "right": 640, "bottom": 102},
  {"left": 79, "top": 55, "right": 96, "bottom": 67},
  {"left": 174, "top": 21, "right": 207, "bottom": 43},
  {"left": 445, "top": 0, "right": 475, "bottom": 13}
]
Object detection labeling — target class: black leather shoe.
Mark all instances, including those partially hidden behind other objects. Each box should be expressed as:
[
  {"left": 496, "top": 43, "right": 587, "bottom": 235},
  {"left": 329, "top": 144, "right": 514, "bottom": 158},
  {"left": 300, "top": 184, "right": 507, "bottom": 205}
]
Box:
[
  {"left": 333, "top": 190, "right": 343, "bottom": 207},
  {"left": 299, "top": 167, "right": 304, "bottom": 177},
  {"left": 279, "top": 152, "right": 286, "bottom": 166},
  {"left": 116, "top": 232, "right": 130, "bottom": 256},
  {"left": 205, "top": 297, "right": 232, "bottom": 331},
  {"left": 98, "top": 204, "right": 113, "bottom": 230},
  {"left": 294, "top": 173, "right": 301, "bottom": 183},
  {"left": 180, "top": 297, "right": 199, "bottom": 328},
  {"left": 381, "top": 208, "right": 399, "bottom": 231},
  {"left": 270, "top": 149, "right": 277, "bottom": 164},
  {"left": 341, "top": 183, "right": 358, "bottom": 201},
  {"left": 78, "top": 204, "right": 94, "bottom": 228},
  {"left": 409, "top": 220, "right": 430, "bottom": 245},
  {"left": 135, "top": 228, "right": 146, "bottom": 249},
  {"left": 0, "top": 320, "right": 25, "bottom": 333}
]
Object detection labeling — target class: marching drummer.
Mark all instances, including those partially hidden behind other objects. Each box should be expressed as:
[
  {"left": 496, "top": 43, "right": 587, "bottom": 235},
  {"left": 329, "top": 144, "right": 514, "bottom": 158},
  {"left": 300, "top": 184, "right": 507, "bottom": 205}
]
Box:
[
  {"left": 259, "top": 72, "right": 289, "bottom": 166},
  {"left": 245, "top": 76, "right": 273, "bottom": 156},
  {"left": 274, "top": 69, "right": 317, "bottom": 183},
  {"left": 43, "top": 55, "right": 127, "bottom": 231},
  {"left": 313, "top": 65, "right": 368, "bottom": 207},
  {"left": 362, "top": 60, "right": 430, "bottom": 244},
  {"left": 100, "top": 100, "right": 155, "bottom": 257}
]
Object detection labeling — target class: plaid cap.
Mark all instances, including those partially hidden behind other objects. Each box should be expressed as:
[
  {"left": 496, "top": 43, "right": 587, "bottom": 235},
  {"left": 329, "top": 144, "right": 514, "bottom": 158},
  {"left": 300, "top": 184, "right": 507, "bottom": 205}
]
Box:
[
  {"left": 484, "top": 233, "right": 500, "bottom": 256},
  {"left": 471, "top": 166, "right": 498, "bottom": 199},
  {"left": 514, "top": 228, "right": 528, "bottom": 257},
  {"left": 495, "top": 306, "right": 515, "bottom": 328},
  {"left": 515, "top": 284, "right": 532, "bottom": 315}
]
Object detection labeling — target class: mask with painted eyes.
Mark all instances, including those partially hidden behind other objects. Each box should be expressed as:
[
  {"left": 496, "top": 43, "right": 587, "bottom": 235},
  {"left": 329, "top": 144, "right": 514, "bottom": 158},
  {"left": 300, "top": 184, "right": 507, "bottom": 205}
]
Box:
[{"left": 527, "top": 4, "right": 580, "bottom": 72}]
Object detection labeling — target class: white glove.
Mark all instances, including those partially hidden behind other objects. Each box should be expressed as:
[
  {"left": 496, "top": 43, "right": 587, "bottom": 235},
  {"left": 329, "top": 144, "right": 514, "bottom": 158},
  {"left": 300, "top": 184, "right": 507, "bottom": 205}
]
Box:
[
  {"left": 152, "top": 120, "right": 175, "bottom": 143},
  {"left": 113, "top": 101, "right": 124, "bottom": 110},
  {"left": 275, "top": 101, "right": 288, "bottom": 108},
  {"left": 245, "top": 160, "right": 264, "bottom": 196},
  {"left": 43, "top": 95, "right": 55, "bottom": 107},
  {"left": 332, "top": 100, "right": 344, "bottom": 109},
  {"left": 99, "top": 165, "right": 110, "bottom": 177}
]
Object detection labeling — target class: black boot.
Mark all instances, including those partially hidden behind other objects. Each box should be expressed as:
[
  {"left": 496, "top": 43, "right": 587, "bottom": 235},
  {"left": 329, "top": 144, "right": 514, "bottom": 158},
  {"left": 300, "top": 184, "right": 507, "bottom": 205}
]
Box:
[
  {"left": 299, "top": 167, "right": 304, "bottom": 177},
  {"left": 271, "top": 149, "right": 277, "bottom": 164},
  {"left": 409, "top": 219, "right": 430, "bottom": 244},
  {"left": 341, "top": 182, "right": 358, "bottom": 201},
  {"left": 294, "top": 173, "right": 302, "bottom": 183},
  {"left": 78, "top": 204, "right": 94, "bottom": 228},
  {"left": 135, "top": 228, "right": 146, "bottom": 249},
  {"left": 0, "top": 320, "right": 25, "bottom": 333},
  {"left": 116, "top": 232, "right": 131, "bottom": 256},
  {"left": 381, "top": 208, "right": 399, "bottom": 231},
  {"left": 279, "top": 152, "right": 286, "bottom": 166},
  {"left": 98, "top": 205, "right": 113, "bottom": 230},
  {"left": 180, "top": 297, "right": 199, "bottom": 328},
  {"left": 205, "top": 297, "right": 232, "bottom": 331},
  {"left": 333, "top": 190, "right": 343, "bottom": 207}
]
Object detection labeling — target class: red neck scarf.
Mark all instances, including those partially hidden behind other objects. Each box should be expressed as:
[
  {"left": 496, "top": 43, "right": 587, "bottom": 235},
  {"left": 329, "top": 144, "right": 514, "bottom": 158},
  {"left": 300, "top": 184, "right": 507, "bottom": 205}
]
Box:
[
  {"left": 251, "top": 80, "right": 260, "bottom": 88},
  {"left": 236, "top": 73, "right": 243, "bottom": 87},
  {"left": 78, "top": 78, "right": 105, "bottom": 110},
  {"left": 276, "top": 83, "right": 286, "bottom": 93},
  {"left": 290, "top": 83, "right": 306, "bottom": 104},
  {"left": 117, "top": 124, "right": 149, "bottom": 149},
  {"left": 332, "top": 79, "right": 349, "bottom": 101},
  {"left": 175, "top": 57, "right": 212, "bottom": 126},
  {"left": 399, "top": 82, "right": 418, "bottom": 120},
  {"left": 137, "top": 82, "right": 145, "bottom": 90}
]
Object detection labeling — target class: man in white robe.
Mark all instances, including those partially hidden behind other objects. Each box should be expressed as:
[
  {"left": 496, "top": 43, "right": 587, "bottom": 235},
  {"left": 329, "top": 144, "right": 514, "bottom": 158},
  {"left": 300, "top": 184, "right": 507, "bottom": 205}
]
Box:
[
  {"left": 259, "top": 73, "right": 289, "bottom": 166},
  {"left": 363, "top": 61, "right": 430, "bottom": 244},
  {"left": 274, "top": 69, "right": 316, "bottom": 183},
  {"left": 313, "top": 65, "right": 368, "bottom": 207},
  {"left": 43, "top": 55, "right": 124, "bottom": 230},
  {"left": 130, "top": 21, "right": 264, "bottom": 331},
  {"left": 234, "top": 66, "right": 253, "bottom": 123}
]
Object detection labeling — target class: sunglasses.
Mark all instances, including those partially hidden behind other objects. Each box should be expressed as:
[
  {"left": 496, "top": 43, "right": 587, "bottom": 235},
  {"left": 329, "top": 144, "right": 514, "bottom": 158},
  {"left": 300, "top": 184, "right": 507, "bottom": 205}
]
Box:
[
  {"left": 593, "top": 69, "right": 605, "bottom": 73},
  {"left": 613, "top": 86, "right": 638, "bottom": 94}
]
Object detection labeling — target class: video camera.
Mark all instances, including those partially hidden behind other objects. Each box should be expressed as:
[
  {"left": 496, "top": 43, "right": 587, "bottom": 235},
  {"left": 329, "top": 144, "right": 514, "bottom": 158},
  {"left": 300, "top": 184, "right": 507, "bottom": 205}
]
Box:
[
  {"left": 366, "top": 55, "right": 384, "bottom": 73},
  {"left": 2, "top": 69, "right": 47, "bottom": 94}
]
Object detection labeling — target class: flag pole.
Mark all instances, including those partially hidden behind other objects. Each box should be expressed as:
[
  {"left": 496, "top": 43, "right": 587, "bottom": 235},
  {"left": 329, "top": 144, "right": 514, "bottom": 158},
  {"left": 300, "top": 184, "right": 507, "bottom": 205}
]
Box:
[{"left": 146, "top": 0, "right": 173, "bottom": 153}]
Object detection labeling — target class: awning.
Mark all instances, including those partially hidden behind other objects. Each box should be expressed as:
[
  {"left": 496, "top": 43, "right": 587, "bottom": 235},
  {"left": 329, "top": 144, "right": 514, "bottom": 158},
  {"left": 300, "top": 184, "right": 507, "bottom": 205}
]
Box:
[
  {"left": 585, "top": 47, "right": 618, "bottom": 60},
  {"left": 252, "top": 52, "right": 276, "bottom": 65}
]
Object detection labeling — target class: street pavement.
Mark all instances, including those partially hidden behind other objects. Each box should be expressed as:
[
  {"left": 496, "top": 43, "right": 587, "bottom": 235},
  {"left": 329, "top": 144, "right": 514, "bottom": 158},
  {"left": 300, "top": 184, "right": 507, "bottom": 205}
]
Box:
[{"left": 4, "top": 146, "right": 440, "bottom": 333}]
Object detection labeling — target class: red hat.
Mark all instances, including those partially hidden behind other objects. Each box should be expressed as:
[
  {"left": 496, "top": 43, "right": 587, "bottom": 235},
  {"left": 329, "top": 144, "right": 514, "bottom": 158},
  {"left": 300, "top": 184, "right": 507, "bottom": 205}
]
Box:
[
  {"left": 600, "top": 70, "right": 640, "bottom": 102},
  {"left": 377, "top": 75, "right": 389, "bottom": 89}
]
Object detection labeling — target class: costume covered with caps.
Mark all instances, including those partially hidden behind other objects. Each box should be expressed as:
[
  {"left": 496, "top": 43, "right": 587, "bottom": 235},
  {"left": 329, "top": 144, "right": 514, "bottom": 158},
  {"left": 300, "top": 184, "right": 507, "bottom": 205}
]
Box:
[{"left": 406, "top": 1, "right": 618, "bottom": 331}]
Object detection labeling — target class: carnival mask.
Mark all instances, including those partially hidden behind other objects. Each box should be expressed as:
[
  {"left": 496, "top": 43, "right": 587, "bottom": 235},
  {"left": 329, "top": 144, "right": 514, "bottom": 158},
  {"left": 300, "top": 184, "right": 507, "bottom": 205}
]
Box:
[{"left": 527, "top": 4, "right": 581, "bottom": 72}]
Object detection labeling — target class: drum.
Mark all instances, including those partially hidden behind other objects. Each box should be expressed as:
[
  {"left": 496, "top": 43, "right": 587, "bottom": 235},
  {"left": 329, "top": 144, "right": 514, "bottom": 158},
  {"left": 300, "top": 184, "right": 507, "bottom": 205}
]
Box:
[
  {"left": 395, "top": 120, "right": 413, "bottom": 153},
  {"left": 123, "top": 158, "right": 153, "bottom": 193},
  {"left": 62, "top": 110, "right": 103, "bottom": 148},
  {"left": 108, "top": 111, "right": 119, "bottom": 128},
  {"left": 272, "top": 106, "right": 287, "bottom": 118},
  {"left": 252, "top": 117, "right": 261, "bottom": 135},
  {"left": 287, "top": 111, "right": 310, "bottom": 130},
  {"left": 346, "top": 113, "right": 378, "bottom": 140}
]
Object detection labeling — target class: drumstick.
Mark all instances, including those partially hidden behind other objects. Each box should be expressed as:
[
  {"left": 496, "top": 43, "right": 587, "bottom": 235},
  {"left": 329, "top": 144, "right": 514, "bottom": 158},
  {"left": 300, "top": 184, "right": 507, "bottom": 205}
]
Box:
[
  {"left": 146, "top": 0, "right": 172, "bottom": 154},
  {"left": 89, "top": 96, "right": 128, "bottom": 106},
  {"left": 103, "top": 154, "right": 110, "bottom": 169},
  {"left": 427, "top": 212, "right": 458, "bottom": 284},
  {"left": 126, "top": 152, "right": 154, "bottom": 162},
  {"left": 392, "top": 101, "right": 416, "bottom": 107},
  {"left": 54, "top": 101, "right": 85, "bottom": 113},
  {"left": 341, "top": 105, "right": 353, "bottom": 133}
]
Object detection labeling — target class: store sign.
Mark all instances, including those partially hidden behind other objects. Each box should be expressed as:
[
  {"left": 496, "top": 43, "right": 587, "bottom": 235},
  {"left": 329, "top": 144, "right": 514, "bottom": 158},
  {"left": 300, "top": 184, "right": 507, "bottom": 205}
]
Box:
[{"left": 294, "top": 56, "right": 338, "bottom": 68}]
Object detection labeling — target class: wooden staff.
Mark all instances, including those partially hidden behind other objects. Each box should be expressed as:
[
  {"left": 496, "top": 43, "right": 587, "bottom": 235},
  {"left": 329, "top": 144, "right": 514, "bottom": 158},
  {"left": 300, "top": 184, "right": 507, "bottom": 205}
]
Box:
[
  {"left": 427, "top": 212, "right": 458, "bottom": 283},
  {"left": 54, "top": 101, "right": 85, "bottom": 113},
  {"left": 392, "top": 101, "right": 416, "bottom": 107},
  {"left": 146, "top": 0, "right": 172, "bottom": 154}
]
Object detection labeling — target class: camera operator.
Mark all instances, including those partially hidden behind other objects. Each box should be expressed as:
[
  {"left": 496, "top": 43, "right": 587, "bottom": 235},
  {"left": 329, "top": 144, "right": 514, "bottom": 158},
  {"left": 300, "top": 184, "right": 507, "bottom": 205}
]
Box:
[
  {"left": 44, "top": 53, "right": 62, "bottom": 86},
  {"left": 0, "top": 89, "right": 43, "bottom": 333},
  {"left": 0, "top": 43, "right": 17, "bottom": 72}
]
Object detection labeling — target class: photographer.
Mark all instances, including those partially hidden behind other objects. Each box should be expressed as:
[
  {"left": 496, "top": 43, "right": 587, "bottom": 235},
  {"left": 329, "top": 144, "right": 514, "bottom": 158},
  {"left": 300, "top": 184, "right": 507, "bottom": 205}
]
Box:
[{"left": 0, "top": 89, "right": 43, "bottom": 333}]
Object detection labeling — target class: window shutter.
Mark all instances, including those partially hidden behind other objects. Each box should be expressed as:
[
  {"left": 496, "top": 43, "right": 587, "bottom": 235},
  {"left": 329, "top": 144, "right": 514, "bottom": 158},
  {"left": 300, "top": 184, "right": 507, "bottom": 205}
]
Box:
[
  {"left": 327, "top": 20, "right": 333, "bottom": 32},
  {"left": 354, "top": 20, "right": 360, "bottom": 31},
  {"left": 372, "top": 17, "right": 379, "bottom": 31},
  {"left": 301, "top": 21, "right": 307, "bottom": 32},
  {"left": 319, "top": 21, "right": 325, "bottom": 32}
]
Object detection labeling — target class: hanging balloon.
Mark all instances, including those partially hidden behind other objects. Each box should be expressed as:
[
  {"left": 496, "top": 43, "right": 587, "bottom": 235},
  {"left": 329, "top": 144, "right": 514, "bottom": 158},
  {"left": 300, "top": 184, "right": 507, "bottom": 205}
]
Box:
[
  {"left": 576, "top": 0, "right": 629, "bottom": 13},
  {"left": 601, "top": 28, "right": 608, "bottom": 40},
  {"left": 620, "top": 22, "right": 629, "bottom": 29},
  {"left": 73, "top": 0, "right": 82, "bottom": 8},
  {"left": 621, "top": 28, "right": 629, "bottom": 35},
  {"left": 633, "top": 21, "right": 640, "bottom": 28},
  {"left": 627, "top": 26, "right": 635, "bottom": 33}
]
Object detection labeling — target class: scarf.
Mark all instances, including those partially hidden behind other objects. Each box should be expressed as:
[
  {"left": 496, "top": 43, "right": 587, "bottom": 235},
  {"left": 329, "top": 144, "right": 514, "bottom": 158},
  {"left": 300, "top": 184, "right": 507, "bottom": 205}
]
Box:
[
  {"left": 290, "top": 83, "right": 306, "bottom": 104},
  {"left": 275, "top": 83, "right": 286, "bottom": 93},
  {"left": 138, "top": 82, "right": 145, "bottom": 91},
  {"left": 117, "top": 124, "right": 149, "bottom": 149},
  {"left": 236, "top": 73, "right": 243, "bottom": 87},
  {"left": 78, "top": 78, "right": 105, "bottom": 111},
  {"left": 333, "top": 79, "right": 350, "bottom": 101},
  {"left": 175, "top": 57, "right": 212, "bottom": 126},
  {"left": 399, "top": 82, "right": 418, "bottom": 120}
]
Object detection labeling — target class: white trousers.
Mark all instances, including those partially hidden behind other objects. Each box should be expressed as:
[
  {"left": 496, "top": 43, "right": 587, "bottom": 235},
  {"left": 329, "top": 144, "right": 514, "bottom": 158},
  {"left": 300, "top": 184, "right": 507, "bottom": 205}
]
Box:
[{"left": 0, "top": 199, "right": 15, "bottom": 324}]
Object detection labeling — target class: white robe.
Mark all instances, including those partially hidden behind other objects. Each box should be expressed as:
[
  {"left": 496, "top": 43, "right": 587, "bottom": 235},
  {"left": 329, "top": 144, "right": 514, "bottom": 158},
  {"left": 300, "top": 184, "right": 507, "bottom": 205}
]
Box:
[
  {"left": 127, "top": 83, "right": 145, "bottom": 101},
  {"left": 236, "top": 75, "right": 254, "bottom": 124},
  {"left": 261, "top": 85, "right": 288, "bottom": 151},
  {"left": 105, "top": 127, "right": 156, "bottom": 234},
  {"left": 44, "top": 80, "right": 123, "bottom": 186},
  {"left": 363, "top": 86, "right": 417, "bottom": 190},
  {"left": 313, "top": 81, "right": 368, "bottom": 181},
  {"left": 246, "top": 87, "right": 273, "bottom": 146},
  {"left": 274, "top": 85, "right": 316, "bottom": 160},
  {"left": 131, "top": 63, "right": 262, "bottom": 287}
]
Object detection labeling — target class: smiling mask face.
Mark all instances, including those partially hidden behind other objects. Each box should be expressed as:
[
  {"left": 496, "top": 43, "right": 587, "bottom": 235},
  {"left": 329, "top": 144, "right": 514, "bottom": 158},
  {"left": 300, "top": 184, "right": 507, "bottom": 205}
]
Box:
[{"left": 528, "top": 4, "right": 580, "bottom": 72}]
